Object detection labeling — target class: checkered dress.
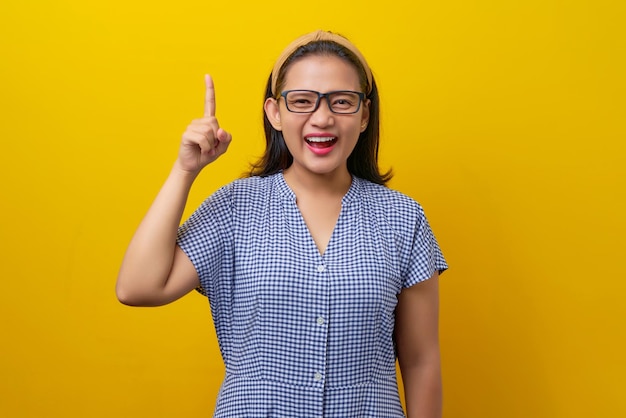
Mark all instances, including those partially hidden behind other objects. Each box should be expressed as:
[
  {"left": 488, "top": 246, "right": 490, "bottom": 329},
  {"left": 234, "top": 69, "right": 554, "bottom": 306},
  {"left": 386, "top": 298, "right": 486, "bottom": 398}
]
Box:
[{"left": 177, "top": 172, "right": 447, "bottom": 417}]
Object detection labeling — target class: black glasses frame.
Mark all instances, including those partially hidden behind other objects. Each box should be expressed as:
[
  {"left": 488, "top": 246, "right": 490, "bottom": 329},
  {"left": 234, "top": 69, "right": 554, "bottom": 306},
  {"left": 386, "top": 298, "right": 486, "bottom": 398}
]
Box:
[{"left": 280, "top": 90, "right": 366, "bottom": 114}]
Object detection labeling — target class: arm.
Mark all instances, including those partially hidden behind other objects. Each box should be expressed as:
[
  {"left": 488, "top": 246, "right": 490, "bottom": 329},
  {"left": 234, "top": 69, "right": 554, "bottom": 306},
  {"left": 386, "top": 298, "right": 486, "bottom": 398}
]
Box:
[
  {"left": 116, "top": 75, "right": 232, "bottom": 306},
  {"left": 395, "top": 272, "right": 442, "bottom": 418}
]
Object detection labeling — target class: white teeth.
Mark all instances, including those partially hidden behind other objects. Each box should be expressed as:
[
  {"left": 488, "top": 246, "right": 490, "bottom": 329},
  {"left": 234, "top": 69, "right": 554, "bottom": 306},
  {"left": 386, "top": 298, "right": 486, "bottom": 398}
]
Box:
[{"left": 306, "top": 137, "right": 336, "bottom": 143}]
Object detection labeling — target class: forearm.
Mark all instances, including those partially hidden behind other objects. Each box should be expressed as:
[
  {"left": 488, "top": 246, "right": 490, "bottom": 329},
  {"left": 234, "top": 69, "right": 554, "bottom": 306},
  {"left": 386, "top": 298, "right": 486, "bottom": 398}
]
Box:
[
  {"left": 116, "top": 75, "right": 232, "bottom": 306},
  {"left": 401, "top": 356, "right": 442, "bottom": 418},
  {"left": 396, "top": 274, "right": 442, "bottom": 418},
  {"left": 116, "top": 164, "right": 197, "bottom": 302}
]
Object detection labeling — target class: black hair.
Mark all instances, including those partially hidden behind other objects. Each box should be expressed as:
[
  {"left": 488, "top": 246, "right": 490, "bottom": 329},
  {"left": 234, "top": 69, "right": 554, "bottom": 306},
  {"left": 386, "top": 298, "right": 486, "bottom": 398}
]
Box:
[{"left": 248, "top": 39, "right": 392, "bottom": 185}]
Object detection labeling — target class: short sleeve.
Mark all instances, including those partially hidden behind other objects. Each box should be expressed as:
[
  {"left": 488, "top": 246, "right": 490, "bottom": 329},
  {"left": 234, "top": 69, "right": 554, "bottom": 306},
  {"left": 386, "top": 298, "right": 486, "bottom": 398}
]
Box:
[
  {"left": 176, "top": 184, "right": 234, "bottom": 297},
  {"left": 400, "top": 204, "right": 448, "bottom": 289}
]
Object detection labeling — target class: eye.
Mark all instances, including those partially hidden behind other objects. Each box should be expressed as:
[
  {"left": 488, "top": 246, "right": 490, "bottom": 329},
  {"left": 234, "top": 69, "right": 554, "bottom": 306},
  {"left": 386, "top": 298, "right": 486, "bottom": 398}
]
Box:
[
  {"left": 331, "top": 94, "right": 356, "bottom": 109},
  {"left": 286, "top": 91, "right": 317, "bottom": 109},
  {"left": 333, "top": 98, "right": 353, "bottom": 106}
]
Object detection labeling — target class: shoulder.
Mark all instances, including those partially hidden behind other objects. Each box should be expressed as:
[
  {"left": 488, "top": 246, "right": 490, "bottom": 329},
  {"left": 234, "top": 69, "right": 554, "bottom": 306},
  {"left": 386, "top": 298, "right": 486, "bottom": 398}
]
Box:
[
  {"left": 356, "top": 177, "right": 425, "bottom": 220},
  {"left": 186, "top": 175, "right": 280, "bottom": 231},
  {"left": 204, "top": 174, "right": 283, "bottom": 213},
  {"left": 231, "top": 174, "right": 277, "bottom": 189},
  {"left": 226, "top": 174, "right": 279, "bottom": 201},
  {"left": 207, "top": 174, "right": 277, "bottom": 198}
]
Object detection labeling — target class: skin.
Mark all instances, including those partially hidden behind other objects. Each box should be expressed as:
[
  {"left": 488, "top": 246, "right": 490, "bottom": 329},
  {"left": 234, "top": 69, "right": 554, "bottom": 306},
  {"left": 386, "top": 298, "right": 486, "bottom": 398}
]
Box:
[
  {"left": 264, "top": 55, "right": 369, "bottom": 254},
  {"left": 396, "top": 273, "right": 442, "bottom": 418},
  {"left": 116, "top": 59, "right": 441, "bottom": 418},
  {"left": 115, "top": 75, "right": 225, "bottom": 306},
  {"left": 264, "top": 56, "right": 369, "bottom": 188}
]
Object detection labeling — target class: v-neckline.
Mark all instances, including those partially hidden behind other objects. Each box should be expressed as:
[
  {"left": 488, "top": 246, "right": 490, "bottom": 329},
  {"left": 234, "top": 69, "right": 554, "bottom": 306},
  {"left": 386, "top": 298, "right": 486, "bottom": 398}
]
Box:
[
  {"left": 297, "top": 200, "right": 341, "bottom": 257},
  {"left": 278, "top": 172, "right": 358, "bottom": 258}
]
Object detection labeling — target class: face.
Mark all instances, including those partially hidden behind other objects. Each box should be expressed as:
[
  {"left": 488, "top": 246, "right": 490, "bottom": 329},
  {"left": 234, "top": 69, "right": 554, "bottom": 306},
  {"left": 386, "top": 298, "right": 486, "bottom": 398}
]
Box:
[{"left": 264, "top": 55, "right": 370, "bottom": 181}]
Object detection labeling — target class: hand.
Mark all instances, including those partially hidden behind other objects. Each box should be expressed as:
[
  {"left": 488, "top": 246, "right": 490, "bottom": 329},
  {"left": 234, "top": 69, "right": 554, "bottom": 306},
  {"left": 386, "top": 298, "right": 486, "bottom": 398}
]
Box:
[{"left": 177, "top": 74, "right": 232, "bottom": 175}]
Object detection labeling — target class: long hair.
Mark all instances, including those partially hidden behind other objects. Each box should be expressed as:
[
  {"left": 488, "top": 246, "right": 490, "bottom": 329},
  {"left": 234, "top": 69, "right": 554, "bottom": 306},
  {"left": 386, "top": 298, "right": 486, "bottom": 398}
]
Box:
[{"left": 248, "top": 40, "right": 392, "bottom": 185}]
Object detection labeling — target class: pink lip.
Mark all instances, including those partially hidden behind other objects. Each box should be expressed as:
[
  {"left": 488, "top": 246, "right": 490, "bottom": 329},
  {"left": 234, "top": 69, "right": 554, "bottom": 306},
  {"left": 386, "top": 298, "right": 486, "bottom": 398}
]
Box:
[{"left": 304, "top": 133, "right": 337, "bottom": 156}]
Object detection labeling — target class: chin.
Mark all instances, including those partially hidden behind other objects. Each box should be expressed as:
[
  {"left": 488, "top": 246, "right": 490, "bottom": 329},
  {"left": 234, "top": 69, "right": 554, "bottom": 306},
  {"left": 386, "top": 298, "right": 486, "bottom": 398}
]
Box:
[{"left": 306, "top": 162, "right": 348, "bottom": 177}]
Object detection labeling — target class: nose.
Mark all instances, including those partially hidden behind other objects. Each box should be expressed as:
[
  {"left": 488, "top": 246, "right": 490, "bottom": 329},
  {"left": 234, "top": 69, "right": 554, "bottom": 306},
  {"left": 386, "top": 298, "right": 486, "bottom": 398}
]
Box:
[{"left": 309, "top": 97, "right": 334, "bottom": 126}]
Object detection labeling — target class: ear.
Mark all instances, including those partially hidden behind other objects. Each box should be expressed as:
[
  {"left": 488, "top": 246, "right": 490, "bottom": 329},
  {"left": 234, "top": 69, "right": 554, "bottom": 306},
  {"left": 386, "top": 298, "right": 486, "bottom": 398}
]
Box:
[
  {"left": 360, "top": 98, "right": 371, "bottom": 132},
  {"left": 264, "top": 97, "right": 282, "bottom": 131}
]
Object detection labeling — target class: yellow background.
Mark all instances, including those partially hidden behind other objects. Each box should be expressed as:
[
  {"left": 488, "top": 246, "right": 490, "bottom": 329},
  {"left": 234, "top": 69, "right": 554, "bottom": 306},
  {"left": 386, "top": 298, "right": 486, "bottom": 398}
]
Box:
[{"left": 1, "top": 0, "right": 624, "bottom": 417}]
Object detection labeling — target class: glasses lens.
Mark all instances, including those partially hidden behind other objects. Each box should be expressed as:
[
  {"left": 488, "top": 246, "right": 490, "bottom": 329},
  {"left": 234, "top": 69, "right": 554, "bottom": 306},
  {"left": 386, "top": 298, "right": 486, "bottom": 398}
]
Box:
[
  {"left": 328, "top": 92, "right": 361, "bottom": 114},
  {"left": 285, "top": 91, "right": 318, "bottom": 112}
]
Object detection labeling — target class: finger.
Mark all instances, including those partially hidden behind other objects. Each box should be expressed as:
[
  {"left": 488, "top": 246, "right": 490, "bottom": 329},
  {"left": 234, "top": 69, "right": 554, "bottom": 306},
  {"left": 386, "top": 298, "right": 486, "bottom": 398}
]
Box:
[
  {"left": 215, "top": 128, "right": 232, "bottom": 151},
  {"left": 204, "top": 74, "right": 216, "bottom": 118},
  {"left": 188, "top": 120, "right": 214, "bottom": 134},
  {"left": 182, "top": 131, "right": 213, "bottom": 152}
]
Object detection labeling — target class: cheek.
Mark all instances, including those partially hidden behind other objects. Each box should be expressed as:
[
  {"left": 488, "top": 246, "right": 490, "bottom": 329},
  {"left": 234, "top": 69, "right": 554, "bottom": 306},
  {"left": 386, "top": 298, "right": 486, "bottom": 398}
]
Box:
[
  {"left": 348, "top": 120, "right": 365, "bottom": 136},
  {"left": 281, "top": 113, "right": 305, "bottom": 129}
]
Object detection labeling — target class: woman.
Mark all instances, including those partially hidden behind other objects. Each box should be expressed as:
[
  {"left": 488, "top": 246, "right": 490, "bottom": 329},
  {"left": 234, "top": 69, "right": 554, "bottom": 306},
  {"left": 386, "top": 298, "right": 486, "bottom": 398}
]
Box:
[{"left": 117, "top": 30, "right": 447, "bottom": 418}]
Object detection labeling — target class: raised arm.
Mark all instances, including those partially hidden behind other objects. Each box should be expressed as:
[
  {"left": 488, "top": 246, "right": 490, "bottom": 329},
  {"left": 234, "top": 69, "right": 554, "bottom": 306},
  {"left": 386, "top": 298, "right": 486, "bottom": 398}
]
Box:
[
  {"left": 116, "top": 75, "right": 232, "bottom": 306},
  {"left": 395, "top": 272, "right": 442, "bottom": 418}
]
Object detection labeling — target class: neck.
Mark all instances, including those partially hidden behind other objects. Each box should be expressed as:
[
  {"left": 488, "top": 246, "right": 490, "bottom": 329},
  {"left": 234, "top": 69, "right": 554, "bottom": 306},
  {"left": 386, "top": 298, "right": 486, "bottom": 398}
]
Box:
[{"left": 283, "top": 166, "right": 352, "bottom": 198}]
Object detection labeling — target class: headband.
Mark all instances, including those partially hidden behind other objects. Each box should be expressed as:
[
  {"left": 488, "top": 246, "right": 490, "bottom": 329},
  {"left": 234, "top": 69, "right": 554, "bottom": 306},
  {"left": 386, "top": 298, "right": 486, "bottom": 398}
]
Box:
[{"left": 270, "top": 30, "right": 373, "bottom": 96}]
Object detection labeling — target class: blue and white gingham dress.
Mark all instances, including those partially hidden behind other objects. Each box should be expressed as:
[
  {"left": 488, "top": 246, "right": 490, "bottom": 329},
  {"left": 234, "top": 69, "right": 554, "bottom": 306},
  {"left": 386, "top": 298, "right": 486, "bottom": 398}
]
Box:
[{"left": 177, "top": 172, "right": 447, "bottom": 418}]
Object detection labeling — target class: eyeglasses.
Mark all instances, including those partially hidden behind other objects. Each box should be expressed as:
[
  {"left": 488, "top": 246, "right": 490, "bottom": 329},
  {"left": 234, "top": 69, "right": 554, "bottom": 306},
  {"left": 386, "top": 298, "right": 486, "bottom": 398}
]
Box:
[{"left": 280, "top": 90, "right": 366, "bottom": 114}]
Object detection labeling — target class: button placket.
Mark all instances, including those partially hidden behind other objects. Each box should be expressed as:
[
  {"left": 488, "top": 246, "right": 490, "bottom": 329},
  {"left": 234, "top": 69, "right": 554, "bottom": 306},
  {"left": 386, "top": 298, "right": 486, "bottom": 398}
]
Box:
[{"left": 312, "top": 261, "right": 329, "bottom": 386}]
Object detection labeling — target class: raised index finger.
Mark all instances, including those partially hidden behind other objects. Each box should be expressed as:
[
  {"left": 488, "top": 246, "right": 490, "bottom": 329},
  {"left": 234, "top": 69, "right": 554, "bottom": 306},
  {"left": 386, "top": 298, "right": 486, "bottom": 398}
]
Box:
[{"left": 204, "top": 74, "right": 216, "bottom": 118}]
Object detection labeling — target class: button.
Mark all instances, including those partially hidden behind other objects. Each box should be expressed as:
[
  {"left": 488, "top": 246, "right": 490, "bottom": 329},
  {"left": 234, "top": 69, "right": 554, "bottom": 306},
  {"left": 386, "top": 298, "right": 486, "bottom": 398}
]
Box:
[
  {"left": 314, "top": 372, "right": 323, "bottom": 381},
  {"left": 316, "top": 316, "right": 325, "bottom": 325},
  {"left": 317, "top": 265, "right": 326, "bottom": 273}
]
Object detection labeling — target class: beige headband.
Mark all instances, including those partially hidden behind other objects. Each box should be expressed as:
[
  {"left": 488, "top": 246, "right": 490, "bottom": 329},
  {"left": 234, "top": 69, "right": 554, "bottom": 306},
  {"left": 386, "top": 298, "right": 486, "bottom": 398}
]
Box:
[{"left": 270, "top": 30, "right": 373, "bottom": 96}]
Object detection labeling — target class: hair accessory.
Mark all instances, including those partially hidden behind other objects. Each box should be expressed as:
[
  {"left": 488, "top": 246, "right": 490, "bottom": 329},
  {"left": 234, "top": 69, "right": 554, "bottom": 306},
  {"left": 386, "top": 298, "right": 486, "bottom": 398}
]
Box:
[{"left": 271, "top": 30, "right": 373, "bottom": 96}]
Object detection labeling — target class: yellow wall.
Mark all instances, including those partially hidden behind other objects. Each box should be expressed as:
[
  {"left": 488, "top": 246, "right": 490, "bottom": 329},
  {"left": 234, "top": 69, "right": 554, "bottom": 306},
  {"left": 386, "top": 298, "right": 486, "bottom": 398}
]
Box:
[{"left": 1, "top": 0, "right": 624, "bottom": 416}]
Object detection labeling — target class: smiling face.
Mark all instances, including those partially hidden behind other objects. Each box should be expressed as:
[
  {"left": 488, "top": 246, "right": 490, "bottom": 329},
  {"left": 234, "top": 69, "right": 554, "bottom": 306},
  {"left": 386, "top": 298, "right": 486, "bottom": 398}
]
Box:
[{"left": 264, "top": 54, "right": 370, "bottom": 182}]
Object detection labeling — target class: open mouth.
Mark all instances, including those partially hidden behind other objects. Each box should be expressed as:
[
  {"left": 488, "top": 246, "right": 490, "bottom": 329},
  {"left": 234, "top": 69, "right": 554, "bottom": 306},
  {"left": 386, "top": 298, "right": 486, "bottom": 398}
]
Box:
[{"left": 305, "top": 136, "right": 338, "bottom": 148}]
